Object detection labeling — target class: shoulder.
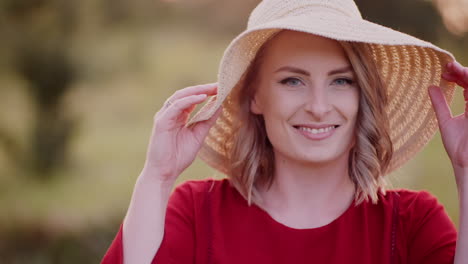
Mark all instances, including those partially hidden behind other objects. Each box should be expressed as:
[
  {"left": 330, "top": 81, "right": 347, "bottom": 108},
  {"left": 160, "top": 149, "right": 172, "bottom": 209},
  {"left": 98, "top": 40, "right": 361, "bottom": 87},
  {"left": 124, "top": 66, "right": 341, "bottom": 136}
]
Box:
[
  {"left": 165, "top": 178, "right": 231, "bottom": 219},
  {"left": 384, "top": 189, "right": 456, "bottom": 241},
  {"left": 173, "top": 177, "right": 231, "bottom": 195},
  {"left": 384, "top": 188, "right": 442, "bottom": 215},
  {"left": 167, "top": 177, "right": 243, "bottom": 226},
  {"left": 380, "top": 188, "right": 448, "bottom": 221},
  {"left": 373, "top": 188, "right": 455, "bottom": 233},
  {"left": 373, "top": 188, "right": 441, "bottom": 214},
  {"left": 384, "top": 190, "right": 457, "bottom": 262},
  {"left": 170, "top": 177, "right": 232, "bottom": 204},
  {"left": 353, "top": 189, "right": 443, "bottom": 226},
  {"left": 387, "top": 188, "right": 438, "bottom": 202}
]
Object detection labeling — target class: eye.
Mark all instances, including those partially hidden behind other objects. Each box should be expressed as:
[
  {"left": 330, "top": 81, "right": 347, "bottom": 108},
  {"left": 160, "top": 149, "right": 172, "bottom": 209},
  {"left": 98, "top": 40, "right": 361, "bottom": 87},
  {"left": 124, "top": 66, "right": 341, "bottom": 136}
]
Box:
[
  {"left": 279, "top": 77, "right": 304, "bottom": 87},
  {"left": 332, "top": 78, "right": 354, "bottom": 86}
]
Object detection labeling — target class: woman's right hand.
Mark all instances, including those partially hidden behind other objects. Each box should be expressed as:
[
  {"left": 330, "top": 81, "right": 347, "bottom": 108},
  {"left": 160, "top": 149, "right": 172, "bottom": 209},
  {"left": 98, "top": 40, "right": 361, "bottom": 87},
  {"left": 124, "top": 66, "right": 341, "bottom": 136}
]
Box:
[{"left": 143, "top": 83, "right": 222, "bottom": 183}]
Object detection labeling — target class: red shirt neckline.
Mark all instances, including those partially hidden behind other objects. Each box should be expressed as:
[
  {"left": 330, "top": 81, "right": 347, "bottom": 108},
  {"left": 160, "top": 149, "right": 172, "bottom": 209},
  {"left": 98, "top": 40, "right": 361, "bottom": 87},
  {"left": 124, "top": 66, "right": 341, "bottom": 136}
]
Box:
[
  {"left": 225, "top": 178, "right": 358, "bottom": 233},
  {"left": 250, "top": 198, "right": 357, "bottom": 232}
]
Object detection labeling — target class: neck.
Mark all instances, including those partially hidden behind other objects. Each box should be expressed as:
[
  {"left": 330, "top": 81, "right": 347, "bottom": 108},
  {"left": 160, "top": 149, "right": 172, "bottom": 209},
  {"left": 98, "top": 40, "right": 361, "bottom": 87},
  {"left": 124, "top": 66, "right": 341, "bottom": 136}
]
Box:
[{"left": 257, "top": 151, "right": 356, "bottom": 228}]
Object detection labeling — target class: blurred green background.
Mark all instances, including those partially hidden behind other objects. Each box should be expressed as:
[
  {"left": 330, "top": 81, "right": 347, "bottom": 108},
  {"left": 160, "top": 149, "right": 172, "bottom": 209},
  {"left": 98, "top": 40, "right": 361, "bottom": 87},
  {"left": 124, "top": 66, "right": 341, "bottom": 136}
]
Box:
[{"left": 0, "top": 0, "right": 467, "bottom": 263}]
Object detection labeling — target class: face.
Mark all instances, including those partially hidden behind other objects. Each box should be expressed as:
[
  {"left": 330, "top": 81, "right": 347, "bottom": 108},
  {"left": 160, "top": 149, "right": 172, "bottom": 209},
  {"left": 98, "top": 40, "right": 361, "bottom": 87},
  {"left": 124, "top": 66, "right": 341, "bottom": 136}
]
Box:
[{"left": 250, "top": 30, "right": 360, "bottom": 166}]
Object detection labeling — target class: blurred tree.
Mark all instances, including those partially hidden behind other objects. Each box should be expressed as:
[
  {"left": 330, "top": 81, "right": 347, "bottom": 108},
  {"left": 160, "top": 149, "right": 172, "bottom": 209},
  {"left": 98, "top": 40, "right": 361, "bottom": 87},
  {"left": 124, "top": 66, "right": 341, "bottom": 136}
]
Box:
[
  {"left": 0, "top": 0, "right": 464, "bottom": 182},
  {"left": 355, "top": 0, "right": 467, "bottom": 59},
  {"left": 355, "top": 0, "right": 444, "bottom": 42},
  {"left": 434, "top": 0, "right": 468, "bottom": 36},
  {"left": 0, "top": 0, "right": 78, "bottom": 179},
  {"left": 0, "top": 0, "right": 464, "bottom": 263},
  {"left": 156, "top": 0, "right": 467, "bottom": 43}
]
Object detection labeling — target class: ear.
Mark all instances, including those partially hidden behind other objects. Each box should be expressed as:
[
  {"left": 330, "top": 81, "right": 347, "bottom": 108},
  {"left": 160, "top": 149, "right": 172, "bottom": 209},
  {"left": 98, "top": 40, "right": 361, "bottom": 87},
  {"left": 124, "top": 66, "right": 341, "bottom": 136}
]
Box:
[{"left": 250, "top": 94, "right": 263, "bottom": 114}]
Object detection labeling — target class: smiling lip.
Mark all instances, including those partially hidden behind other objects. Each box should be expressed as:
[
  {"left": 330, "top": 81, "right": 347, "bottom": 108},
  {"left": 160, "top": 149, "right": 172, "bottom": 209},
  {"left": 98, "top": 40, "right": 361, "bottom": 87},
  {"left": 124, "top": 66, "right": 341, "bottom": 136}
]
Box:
[
  {"left": 293, "top": 124, "right": 339, "bottom": 141},
  {"left": 294, "top": 124, "right": 338, "bottom": 129}
]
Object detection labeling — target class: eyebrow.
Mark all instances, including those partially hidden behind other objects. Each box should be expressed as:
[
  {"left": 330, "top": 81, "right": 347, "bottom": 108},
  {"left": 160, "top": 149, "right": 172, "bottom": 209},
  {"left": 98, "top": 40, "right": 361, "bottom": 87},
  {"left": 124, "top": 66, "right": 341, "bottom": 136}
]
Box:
[{"left": 274, "top": 65, "right": 353, "bottom": 76}]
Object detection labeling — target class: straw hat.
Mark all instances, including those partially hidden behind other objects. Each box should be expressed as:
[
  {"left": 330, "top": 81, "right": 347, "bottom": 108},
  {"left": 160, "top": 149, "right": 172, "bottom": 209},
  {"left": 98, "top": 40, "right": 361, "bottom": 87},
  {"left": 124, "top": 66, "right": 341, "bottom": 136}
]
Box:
[{"left": 187, "top": 0, "right": 456, "bottom": 175}]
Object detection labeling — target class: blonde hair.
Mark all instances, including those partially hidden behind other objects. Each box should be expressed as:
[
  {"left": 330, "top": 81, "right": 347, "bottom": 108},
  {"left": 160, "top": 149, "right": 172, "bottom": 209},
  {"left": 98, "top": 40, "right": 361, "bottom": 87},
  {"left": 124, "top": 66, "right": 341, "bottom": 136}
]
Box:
[
  {"left": 341, "top": 42, "right": 393, "bottom": 204},
  {"left": 224, "top": 36, "right": 393, "bottom": 206}
]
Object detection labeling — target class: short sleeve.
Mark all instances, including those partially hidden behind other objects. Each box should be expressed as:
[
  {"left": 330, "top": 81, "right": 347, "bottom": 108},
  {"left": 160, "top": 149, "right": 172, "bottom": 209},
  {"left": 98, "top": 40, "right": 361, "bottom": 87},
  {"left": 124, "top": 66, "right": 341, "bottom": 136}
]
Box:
[
  {"left": 101, "top": 224, "right": 124, "bottom": 263},
  {"left": 101, "top": 181, "right": 196, "bottom": 264},
  {"left": 403, "top": 191, "right": 457, "bottom": 264},
  {"left": 153, "top": 180, "right": 196, "bottom": 263}
]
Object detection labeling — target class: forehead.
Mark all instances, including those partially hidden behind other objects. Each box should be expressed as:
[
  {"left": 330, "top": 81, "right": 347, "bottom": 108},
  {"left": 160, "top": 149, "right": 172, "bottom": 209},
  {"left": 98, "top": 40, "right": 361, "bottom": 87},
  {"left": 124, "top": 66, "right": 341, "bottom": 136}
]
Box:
[{"left": 261, "top": 30, "right": 349, "bottom": 68}]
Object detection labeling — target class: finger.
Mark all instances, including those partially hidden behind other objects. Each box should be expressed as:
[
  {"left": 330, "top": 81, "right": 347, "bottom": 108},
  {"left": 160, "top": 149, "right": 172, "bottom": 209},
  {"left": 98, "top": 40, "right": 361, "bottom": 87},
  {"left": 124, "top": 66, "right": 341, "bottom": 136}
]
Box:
[
  {"left": 446, "top": 61, "right": 463, "bottom": 73},
  {"left": 166, "top": 83, "right": 217, "bottom": 104},
  {"left": 445, "top": 61, "right": 468, "bottom": 88},
  {"left": 428, "top": 85, "right": 453, "bottom": 127},
  {"left": 190, "top": 106, "right": 223, "bottom": 140},
  {"left": 466, "top": 102, "right": 468, "bottom": 118},
  {"left": 182, "top": 103, "right": 198, "bottom": 117},
  {"left": 451, "top": 61, "right": 467, "bottom": 77},
  {"left": 442, "top": 72, "right": 468, "bottom": 88},
  {"left": 163, "top": 94, "right": 208, "bottom": 121},
  {"left": 464, "top": 87, "right": 468, "bottom": 118},
  {"left": 446, "top": 61, "right": 456, "bottom": 74},
  {"left": 442, "top": 72, "right": 458, "bottom": 82}
]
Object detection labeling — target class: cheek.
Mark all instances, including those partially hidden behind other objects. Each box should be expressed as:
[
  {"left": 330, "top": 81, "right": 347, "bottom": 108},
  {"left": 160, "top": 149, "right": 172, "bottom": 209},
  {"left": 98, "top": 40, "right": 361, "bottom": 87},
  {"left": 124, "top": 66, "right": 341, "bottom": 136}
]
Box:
[
  {"left": 339, "top": 90, "right": 359, "bottom": 144},
  {"left": 259, "top": 88, "right": 299, "bottom": 141},
  {"left": 335, "top": 90, "right": 360, "bottom": 117},
  {"left": 260, "top": 85, "right": 300, "bottom": 118}
]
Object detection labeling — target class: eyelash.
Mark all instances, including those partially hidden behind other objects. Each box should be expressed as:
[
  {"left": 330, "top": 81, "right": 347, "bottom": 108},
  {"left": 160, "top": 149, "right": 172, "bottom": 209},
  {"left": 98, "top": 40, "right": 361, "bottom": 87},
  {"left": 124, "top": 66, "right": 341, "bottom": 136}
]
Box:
[
  {"left": 279, "top": 77, "right": 355, "bottom": 86},
  {"left": 279, "top": 77, "right": 303, "bottom": 86},
  {"left": 332, "top": 78, "right": 355, "bottom": 86}
]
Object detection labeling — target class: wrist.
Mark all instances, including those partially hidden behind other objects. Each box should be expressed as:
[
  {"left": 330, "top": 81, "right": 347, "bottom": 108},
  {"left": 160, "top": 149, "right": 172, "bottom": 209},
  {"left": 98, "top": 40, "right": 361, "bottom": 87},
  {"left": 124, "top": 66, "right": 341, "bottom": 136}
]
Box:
[{"left": 139, "top": 166, "right": 177, "bottom": 189}]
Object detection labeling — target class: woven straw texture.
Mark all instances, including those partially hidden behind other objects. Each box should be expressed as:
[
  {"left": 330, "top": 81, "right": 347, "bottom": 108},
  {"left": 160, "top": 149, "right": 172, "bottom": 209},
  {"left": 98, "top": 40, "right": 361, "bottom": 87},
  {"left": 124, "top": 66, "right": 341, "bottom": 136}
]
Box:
[{"left": 187, "top": 0, "right": 456, "bottom": 175}]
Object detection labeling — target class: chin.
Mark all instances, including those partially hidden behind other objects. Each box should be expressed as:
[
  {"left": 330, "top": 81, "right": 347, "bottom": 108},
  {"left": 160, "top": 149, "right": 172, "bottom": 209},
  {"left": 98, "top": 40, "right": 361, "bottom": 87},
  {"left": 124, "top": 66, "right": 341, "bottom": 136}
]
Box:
[
  {"left": 292, "top": 148, "right": 351, "bottom": 165},
  {"left": 303, "top": 156, "right": 341, "bottom": 165}
]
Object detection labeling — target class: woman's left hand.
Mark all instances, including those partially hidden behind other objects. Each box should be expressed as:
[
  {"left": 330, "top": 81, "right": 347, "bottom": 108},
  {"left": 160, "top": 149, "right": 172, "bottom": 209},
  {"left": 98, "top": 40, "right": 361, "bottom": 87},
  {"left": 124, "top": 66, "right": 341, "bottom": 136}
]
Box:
[
  {"left": 430, "top": 61, "right": 468, "bottom": 264},
  {"left": 428, "top": 61, "right": 468, "bottom": 182}
]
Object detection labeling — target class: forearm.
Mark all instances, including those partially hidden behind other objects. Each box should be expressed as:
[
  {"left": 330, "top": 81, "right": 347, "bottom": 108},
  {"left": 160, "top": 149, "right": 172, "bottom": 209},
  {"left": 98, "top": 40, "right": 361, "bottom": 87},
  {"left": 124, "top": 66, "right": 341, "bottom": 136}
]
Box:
[
  {"left": 122, "top": 167, "right": 175, "bottom": 264},
  {"left": 454, "top": 166, "right": 468, "bottom": 264}
]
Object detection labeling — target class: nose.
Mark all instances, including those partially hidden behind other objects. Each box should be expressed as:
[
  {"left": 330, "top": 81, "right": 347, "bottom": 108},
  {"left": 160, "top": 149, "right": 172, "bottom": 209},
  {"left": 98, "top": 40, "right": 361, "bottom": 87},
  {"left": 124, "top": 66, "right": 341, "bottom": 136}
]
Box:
[{"left": 303, "top": 86, "right": 332, "bottom": 119}]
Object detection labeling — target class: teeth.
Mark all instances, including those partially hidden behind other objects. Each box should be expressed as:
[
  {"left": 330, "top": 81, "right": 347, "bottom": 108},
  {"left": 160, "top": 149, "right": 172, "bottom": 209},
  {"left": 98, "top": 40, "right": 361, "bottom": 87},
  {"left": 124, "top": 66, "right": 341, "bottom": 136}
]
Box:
[{"left": 298, "top": 126, "right": 335, "bottom": 134}]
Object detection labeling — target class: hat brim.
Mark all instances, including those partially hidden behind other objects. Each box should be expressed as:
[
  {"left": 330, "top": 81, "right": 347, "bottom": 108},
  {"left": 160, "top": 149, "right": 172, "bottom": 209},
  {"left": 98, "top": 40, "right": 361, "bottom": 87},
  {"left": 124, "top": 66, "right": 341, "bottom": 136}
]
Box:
[{"left": 188, "top": 13, "right": 456, "bottom": 175}]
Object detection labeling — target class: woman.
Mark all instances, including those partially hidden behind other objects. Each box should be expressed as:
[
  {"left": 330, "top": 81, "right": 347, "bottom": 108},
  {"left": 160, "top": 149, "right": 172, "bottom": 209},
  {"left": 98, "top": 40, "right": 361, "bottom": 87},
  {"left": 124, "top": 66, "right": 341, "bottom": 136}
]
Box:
[{"left": 102, "top": 0, "right": 468, "bottom": 263}]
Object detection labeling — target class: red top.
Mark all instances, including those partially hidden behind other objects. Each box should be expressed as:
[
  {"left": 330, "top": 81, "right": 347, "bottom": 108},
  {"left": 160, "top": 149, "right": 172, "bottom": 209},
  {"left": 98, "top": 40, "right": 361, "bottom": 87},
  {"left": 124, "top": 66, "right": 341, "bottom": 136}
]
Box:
[{"left": 102, "top": 178, "right": 457, "bottom": 264}]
